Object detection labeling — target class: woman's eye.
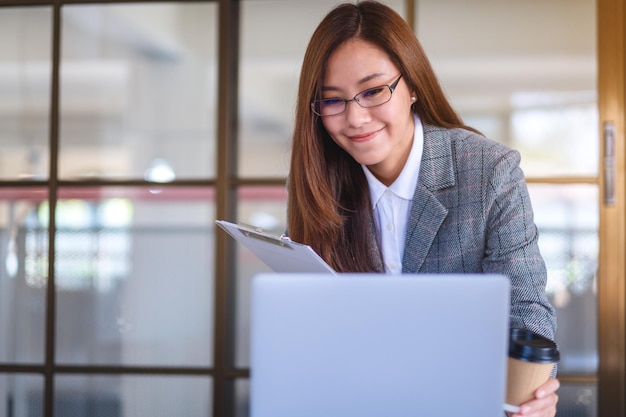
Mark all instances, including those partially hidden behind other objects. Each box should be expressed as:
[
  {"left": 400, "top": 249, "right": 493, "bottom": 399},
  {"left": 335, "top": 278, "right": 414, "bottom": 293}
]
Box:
[
  {"left": 361, "top": 87, "right": 385, "bottom": 98},
  {"left": 321, "top": 98, "right": 343, "bottom": 106}
]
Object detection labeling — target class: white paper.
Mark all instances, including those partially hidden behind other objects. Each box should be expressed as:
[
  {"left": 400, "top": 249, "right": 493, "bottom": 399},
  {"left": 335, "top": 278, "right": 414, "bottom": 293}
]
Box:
[{"left": 215, "top": 220, "right": 336, "bottom": 274}]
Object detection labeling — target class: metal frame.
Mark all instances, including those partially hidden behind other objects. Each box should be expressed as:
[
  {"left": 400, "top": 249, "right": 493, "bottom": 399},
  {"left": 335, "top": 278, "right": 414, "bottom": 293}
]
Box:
[{"left": 214, "top": 1, "right": 240, "bottom": 415}]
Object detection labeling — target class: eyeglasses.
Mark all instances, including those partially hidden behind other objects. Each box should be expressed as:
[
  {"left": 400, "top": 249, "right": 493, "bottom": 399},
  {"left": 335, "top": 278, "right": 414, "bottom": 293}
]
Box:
[{"left": 311, "top": 75, "right": 403, "bottom": 117}]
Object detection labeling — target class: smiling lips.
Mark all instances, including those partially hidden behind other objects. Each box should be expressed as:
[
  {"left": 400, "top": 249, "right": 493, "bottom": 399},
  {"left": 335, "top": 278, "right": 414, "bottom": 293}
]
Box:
[{"left": 348, "top": 128, "right": 383, "bottom": 143}]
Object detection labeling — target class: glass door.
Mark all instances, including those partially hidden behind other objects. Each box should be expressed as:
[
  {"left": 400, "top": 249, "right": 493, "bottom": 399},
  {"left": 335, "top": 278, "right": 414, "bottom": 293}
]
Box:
[{"left": 414, "top": 0, "right": 601, "bottom": 415}]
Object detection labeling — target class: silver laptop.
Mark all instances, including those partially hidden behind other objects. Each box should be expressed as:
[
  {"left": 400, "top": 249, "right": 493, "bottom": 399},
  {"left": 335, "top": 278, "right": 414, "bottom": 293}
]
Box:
[{"left": 250, "top": 273, "right": 510, "bottom": 417}]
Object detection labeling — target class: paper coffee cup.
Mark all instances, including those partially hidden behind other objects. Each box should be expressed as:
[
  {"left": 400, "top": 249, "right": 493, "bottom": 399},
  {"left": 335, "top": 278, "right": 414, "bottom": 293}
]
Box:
[{"left": 505, "top": 328, "right": 559, "bottom": 412}]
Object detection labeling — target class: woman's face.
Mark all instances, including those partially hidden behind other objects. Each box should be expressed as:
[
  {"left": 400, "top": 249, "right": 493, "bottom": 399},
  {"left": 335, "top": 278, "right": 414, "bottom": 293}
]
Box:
[{"left": 320, "top": 38, "right": 415, "bottom": 185}]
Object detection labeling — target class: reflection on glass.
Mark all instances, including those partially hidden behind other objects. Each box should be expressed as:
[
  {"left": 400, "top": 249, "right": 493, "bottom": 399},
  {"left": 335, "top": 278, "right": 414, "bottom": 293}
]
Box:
[
  {"left": 0, "top": 187, "right": 48, "bottom": 364},
  {"left": 54, "top": 187, "right": 216, "bottom": 367},
  {"left": 0, "top": 373, "right": 44, "bottom": 417},
  {"left": 59, "top": 3, "right": 218, "bottom": 180},
  {"left": 238, "top": 0, "right": 405, "bottom": 178},
  {"left": 555, "top": 383, "right": 597, "bottom": 417},
  {"left": 54, "top": 374, "right": 212, "bottom": 417},
  {"left": 0, "top": 8, "right": 51, "bottom": 180},
  {"left": 529, "top": 184, "right": 598, "bottom": 374},
  {"left": 235, "top": 186, "right": 287, "bottom": 368}
]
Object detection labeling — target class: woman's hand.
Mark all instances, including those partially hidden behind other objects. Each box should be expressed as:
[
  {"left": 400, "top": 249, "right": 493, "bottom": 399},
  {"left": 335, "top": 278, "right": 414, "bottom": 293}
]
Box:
[{"left": 507, "top": 378, "right": 560, "bottom": 417}]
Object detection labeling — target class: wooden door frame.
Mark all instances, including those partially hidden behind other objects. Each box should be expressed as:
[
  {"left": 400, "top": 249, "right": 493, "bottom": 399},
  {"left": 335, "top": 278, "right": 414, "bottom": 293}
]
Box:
[{"left": 597, "top": 0, "right": 626, "bottom": 415}]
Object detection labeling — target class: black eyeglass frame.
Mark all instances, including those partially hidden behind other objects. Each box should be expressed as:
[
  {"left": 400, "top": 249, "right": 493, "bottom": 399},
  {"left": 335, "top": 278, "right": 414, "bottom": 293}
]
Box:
[{"left": 310, "top": 74, "right": 403, "bottom": 117}]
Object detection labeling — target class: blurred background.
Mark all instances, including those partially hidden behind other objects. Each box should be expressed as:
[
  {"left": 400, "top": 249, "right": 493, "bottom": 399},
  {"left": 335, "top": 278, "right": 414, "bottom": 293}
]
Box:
[{"left": 0, "top": 0, "right": 605, "bottom": 416}]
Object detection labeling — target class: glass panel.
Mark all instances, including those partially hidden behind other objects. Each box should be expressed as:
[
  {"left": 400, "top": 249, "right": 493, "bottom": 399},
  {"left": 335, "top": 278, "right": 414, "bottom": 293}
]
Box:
[
  {"left": 530, "top": 184, "right": 599, "bottom": 375},
  {"left": 53, "top": 374, "right": 211, "bottom": 417},
  {"left": 53, "top": 186, "right": 215, "bottom": 366},
  {"left": 235, "top": 186, "right": 287, "bottom": 368},
  {"left": 0, "top": 373, "right": 44, "bottom": 417},
  {"left": 234, "top": 378, "right": 249, "bottom": 417},
  {"left": 59, "top": 3, "right": 218, "bottom": 180},
  {"left": 416, "top": 2, "right": 599, "bottom": 413},
  {"left": 0, "top": 7, "right": 51, "bottom": 180},
  {"left": 0, "top": 187, "right": 48, "bottom": 364},
  {"left": 238, "top": 0, "right": 405, "bottom": 178},
  {"left": 417, "top": 0, "right": 597, "bottom": 177}
]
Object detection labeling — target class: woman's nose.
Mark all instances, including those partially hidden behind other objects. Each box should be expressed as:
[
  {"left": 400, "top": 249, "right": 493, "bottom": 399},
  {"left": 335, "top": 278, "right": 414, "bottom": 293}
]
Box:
[{"left": 344, "top": 100, "right": 371, "bottom": 127}]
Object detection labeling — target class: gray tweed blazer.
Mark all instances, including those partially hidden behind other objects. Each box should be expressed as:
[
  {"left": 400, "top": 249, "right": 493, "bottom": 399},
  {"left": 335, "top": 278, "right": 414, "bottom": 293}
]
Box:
[{"left": 367, "top": 124, "right": 557, "bottom": 343}]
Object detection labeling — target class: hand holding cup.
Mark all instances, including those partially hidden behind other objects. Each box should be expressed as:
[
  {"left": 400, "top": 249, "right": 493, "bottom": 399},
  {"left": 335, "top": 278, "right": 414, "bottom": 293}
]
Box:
[{"left": 504, "top": 328, "right": 559, "bottom": 414}]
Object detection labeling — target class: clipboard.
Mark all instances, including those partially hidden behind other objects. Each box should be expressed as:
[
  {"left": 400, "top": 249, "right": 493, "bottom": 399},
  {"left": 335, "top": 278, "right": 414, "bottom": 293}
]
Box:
[{"left": 215, "top": 220, "right": 336, "bottom": 274}]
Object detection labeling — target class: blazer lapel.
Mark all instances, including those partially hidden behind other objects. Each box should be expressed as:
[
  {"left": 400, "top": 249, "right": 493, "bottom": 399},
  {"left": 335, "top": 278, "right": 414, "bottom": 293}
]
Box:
[
  {"left": 367, "top": 218, "right": 384, "bottom": 272},
  {"left": 402, "top": 125, "right": 454, "bottom": 272}
]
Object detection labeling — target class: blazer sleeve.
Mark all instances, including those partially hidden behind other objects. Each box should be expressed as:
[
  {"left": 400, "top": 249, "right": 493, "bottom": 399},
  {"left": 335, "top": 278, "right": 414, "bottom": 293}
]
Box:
[{"left": 481, "top": 148, "right": 557, "bottom": 349}]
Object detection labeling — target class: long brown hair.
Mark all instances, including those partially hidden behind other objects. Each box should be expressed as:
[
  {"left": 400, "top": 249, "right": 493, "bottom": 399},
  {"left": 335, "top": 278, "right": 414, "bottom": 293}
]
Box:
[{"left": 288, "top": 0, "right": 474, "bottom": 272}]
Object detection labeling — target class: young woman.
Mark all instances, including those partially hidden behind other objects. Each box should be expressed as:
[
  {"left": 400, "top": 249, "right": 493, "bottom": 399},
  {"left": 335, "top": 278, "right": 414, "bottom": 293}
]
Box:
[{"left": 287, "top": 1, "right": 558, "bottom": 416}]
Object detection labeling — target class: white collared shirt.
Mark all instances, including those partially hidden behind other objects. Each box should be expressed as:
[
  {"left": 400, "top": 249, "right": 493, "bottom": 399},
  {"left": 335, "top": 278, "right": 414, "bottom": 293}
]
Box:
[{"left": 362, "top": 114, "right": 424, "bottom": 274}]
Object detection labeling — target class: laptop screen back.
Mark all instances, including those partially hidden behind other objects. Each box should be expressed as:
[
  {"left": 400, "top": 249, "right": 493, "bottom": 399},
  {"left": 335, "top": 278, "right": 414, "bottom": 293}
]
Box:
[{"left": 250, "top": 273, "right": 510, "bottom": 417}]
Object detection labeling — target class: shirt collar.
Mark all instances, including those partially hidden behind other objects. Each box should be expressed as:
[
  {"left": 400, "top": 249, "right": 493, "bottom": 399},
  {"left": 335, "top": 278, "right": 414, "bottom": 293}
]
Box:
[{"left": 362, "top": 113, "right": 424, "bottom": 207}]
